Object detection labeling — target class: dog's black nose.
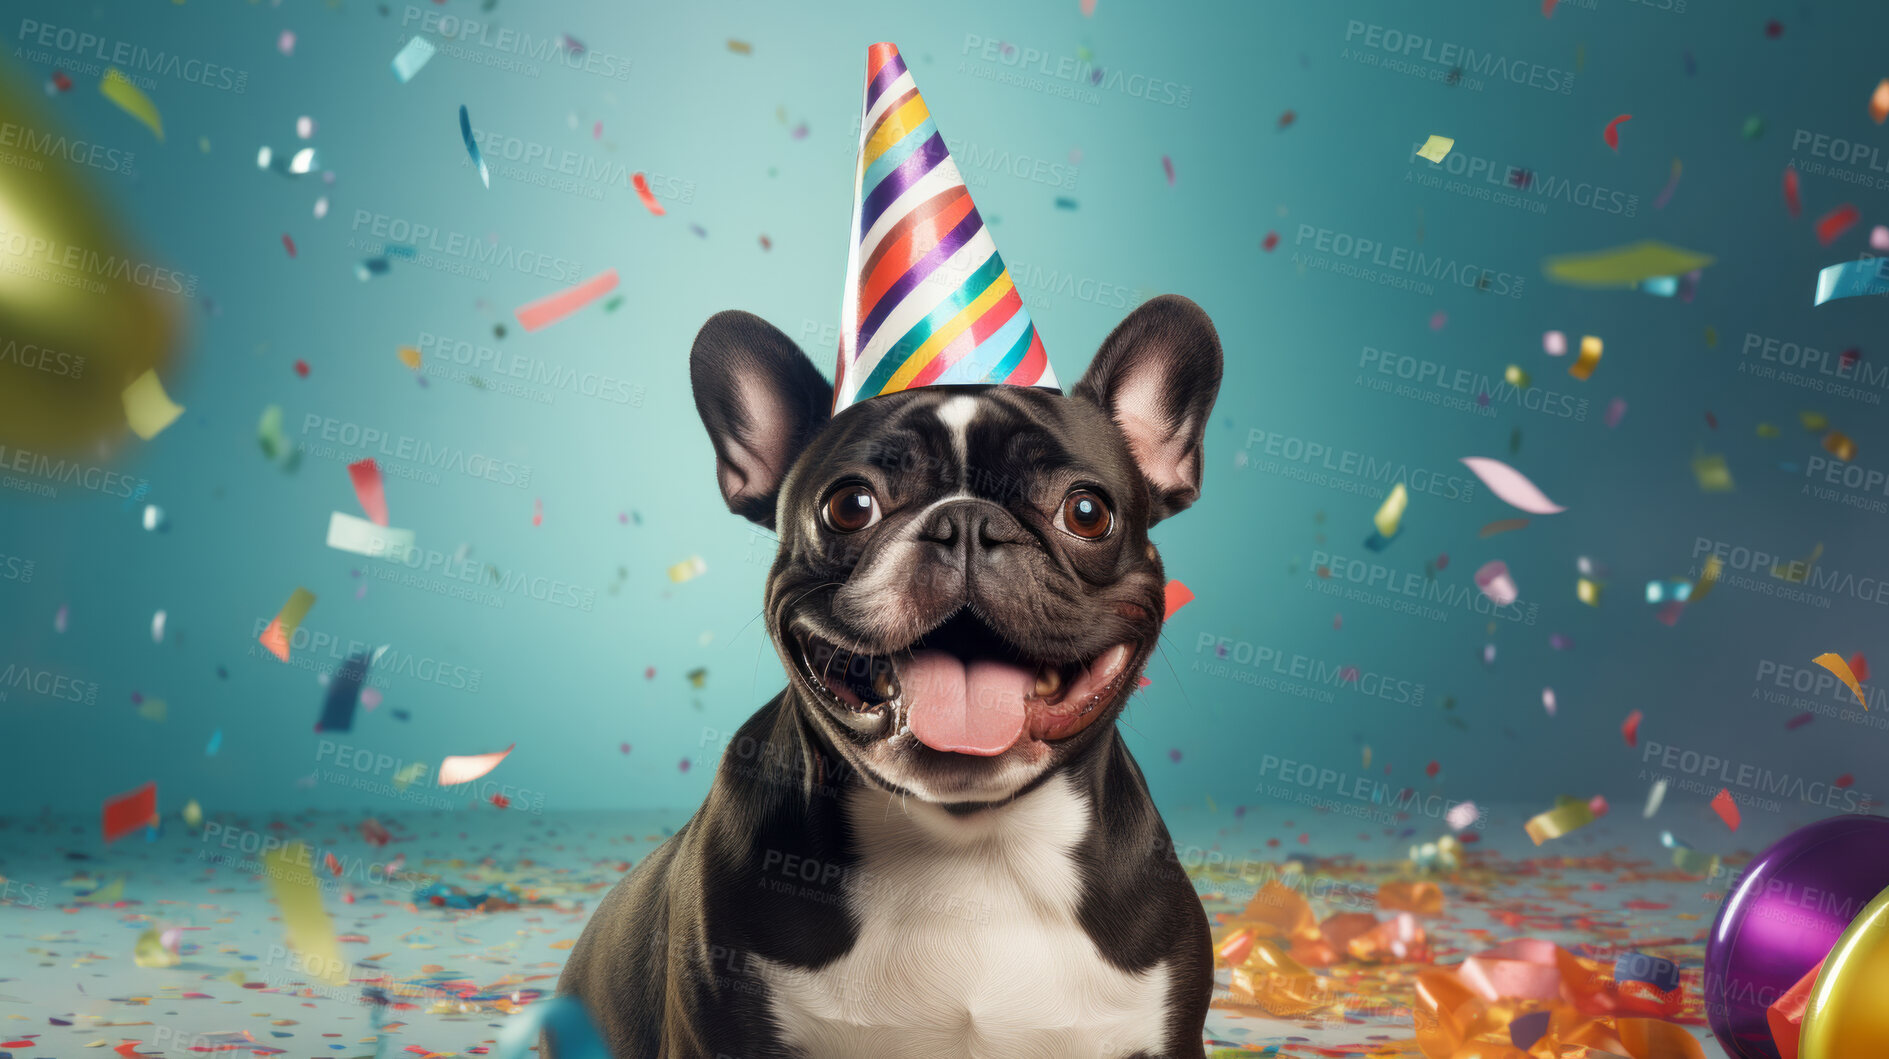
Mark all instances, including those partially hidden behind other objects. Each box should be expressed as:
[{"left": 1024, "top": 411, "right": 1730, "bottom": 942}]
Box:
[{"left": 918, "top": 498, "right": 1027, "bottom": 559}]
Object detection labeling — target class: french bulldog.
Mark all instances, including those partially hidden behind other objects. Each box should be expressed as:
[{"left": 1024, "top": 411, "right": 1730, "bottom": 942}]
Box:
[{"left": 557, "top": 294, "right": 1224, "bottom": 1058}]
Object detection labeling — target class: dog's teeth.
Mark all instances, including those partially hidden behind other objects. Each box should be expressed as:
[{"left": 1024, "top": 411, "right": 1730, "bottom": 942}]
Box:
[
  {"left": 872, "top": 665, "right": 898, "bottom": 702},
  {"left": 1033, "top": 665, "right": 1063, "bottom": 699}
]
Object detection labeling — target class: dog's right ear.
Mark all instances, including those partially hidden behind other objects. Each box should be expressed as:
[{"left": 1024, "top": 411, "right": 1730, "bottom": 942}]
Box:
[{"left": 690, "top": 311, "right": 832, "bottom": 528}]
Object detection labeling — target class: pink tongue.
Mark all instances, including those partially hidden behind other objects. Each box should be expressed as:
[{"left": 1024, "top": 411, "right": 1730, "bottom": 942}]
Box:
[{"left": 902, "top": 649, "right": 1031, "bottom": 756}]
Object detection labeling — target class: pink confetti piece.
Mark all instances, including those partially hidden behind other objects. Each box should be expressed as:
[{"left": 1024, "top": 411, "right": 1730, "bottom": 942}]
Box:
[
  {"left": 439, "top": 744, "right": 514, "bottom": 785},
  {"left": 1542, "top": 687, "right": 1557, "bottom": 716},
  {"left": 1622, "top": 709, "right": 1643, "bottom": 747},
  {"left": 1588, "top": 794, "right": 1609, "bottom": 817},
  {"left": 1653, "top": 158, "right": 1682, "bottom": 209},
  {"left": 1161, "top": 155, "right": 1175, "bottom": 185},
  {"left": 1543, "top": 330, "right": 1567, "bottom": 356},
  {"left": 1605, "top": 397, "right": 1627, "bottom": 428},
  {"left": 1168, "top": 748, "right": 1183, "bottom": 763},
  {"left": 1872, "top": 225, "right": 1889, "bottom": 251},
  {"left": 532, "top": 498, "right": 543, "bottom": 526},
  {"left": 347, "top": 459, "right": 388, "bottom": 526},
  {"left": 678, "top": 758, "right": 692, "bottom": 773},
  {"left": 1460, "top": 457, "right": 1566, "bottom": 515},
  {"left": 1602, "top": 113, "right": 1631, "bottom": 151},
  {"left": 296, "top": 115, "right": 315, "bottom": 139},
  {"left": 1474, "top": 560, "right": 1517, "bottom": 606},
  {"left": 593, "top": 120, "right": 602, "bottom": 140},
  {"left": 1783, "top": 166, "right": 1802, "bottom": 218},
  {"left": 514, "top": 268, "right": 619, "bottom": 332},
  {"left": 281, "top": 233, "right": 296, "bottom": 257},
  {"left": 1081, "top": 0, "right": 1097, "bottom": 14},
  {"left": 54, "top": 604, "right": 68, "bottom": 632},
  {"left": 1482, "top": 643, "right": 1497, "bottom": 666},
  {"left": 1429, "top": 310, "right": 1447, "bottom": 331},
  {"left": 278, "top": 30, "right": 296, "bottom": 57},
  {"left": 1446, "top": 801, "right": 1479, "bottom": 830},
  {"left": 631, "top": 172, "right": 667, "bottom": 216},
  {"left": 790, "top": 123, "right": 809, "bottom": 140},
  {"left": 1163, "top": 580, "right": 1194, "bottom": 618},
  {"left": 1549, "top": 633, "right": 1572, "bottom": 650},
  {"left": 360, "top": 687, "right": 383, "bottom": 710}
]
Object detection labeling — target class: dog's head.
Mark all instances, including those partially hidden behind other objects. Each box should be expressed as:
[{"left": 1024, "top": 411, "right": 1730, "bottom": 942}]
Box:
[{"left": 691, "top": 296, "right": 1222, "bottom": 807}]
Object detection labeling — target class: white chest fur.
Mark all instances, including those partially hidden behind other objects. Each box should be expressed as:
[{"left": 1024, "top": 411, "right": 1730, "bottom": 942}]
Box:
[{"left": 757, "top": 775, "right": 1172, "bottom": 1059}]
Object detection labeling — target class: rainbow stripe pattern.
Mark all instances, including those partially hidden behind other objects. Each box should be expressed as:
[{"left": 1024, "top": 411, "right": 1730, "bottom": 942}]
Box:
[{"left": 831, "top": 43, "right": 1058, "bottom": 415}]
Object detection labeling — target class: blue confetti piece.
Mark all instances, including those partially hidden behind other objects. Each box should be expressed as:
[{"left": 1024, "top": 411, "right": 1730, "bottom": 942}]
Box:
[
  {"left": 495, "top": 995, "right": 613, "bottom": 1059},
  {"left": 1815, "top": 257, "right": 1889, "bottom": 306},
  {"left": 1054, "top": 196, "right": 1078, "bottom": 210},
  {"left": 206, "top": 728, "right": 222, "bottom": 756},
  {"left": 390, "top": 36, "right": 437, "bottom": 83},
  {"left": 459, "top": 104, "right": 489, "bottom": 189}
]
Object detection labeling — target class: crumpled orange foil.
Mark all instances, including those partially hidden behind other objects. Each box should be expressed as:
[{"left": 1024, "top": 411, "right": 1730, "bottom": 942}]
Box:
[{"left": 1413, "top": 939, "right": 1704, "bottom": 1059}]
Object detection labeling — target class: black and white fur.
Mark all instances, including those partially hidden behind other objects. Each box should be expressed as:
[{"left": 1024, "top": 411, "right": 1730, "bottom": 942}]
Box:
[{"left": 557, "top": 296, "right": 1225, "bottom": 1058}]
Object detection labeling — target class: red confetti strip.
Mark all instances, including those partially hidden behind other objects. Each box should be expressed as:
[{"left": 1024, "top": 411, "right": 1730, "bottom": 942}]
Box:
[
  {"left": 1277, "top": 110, "right": 1295, "bottom": 129},
  {"left": 1262, "top": 231, "right": 1278, "bottom": 252},
  {"left": 1852, "top": 653, "right": 1871, "bottom": 681},
  {"left": 1603, "top": 114, "right": 1632, "bottom": 151},
  {"left": 532, "top": 497, "right": 543, "bottom": 526},
  {"left": 630, "top": 172, "right": 667, "bottom": 216},
  {"left": 1783, "top": 166, "right": 1801, "bottom": 217},
  {"left": 1542, "top": 0, "right": 1559, "bottom": 14},
  {"left": 281, "top": 233, "right": 296, "bottom": 257},
  {"left": 324, "top": 851, "right": 342, "bottom": 875},
  {"left": 51, "top": 71, "right": 71, "bottom": 92},
  {"left": 348, "top": 459, "right": 389, "bottom": 526},
  {"left": 1786, "top": 711, "right": 1815, "bottom": 729},
  {"left": 102, "top": 782, "right": 157, "bottom": 843},
  {"left": 294, "top": 359, "right": 309, "bottom": 378},
  {"left": 1163, "top": 580, "right": 1194, "bottom": 619},
  {"left": 1836, "top": 773, "right": 1856, "bottom": 789},
  {"left": 491, "top": 793, "right": 511, "bottom": 809},
  {"left": 514, "top": 267, "right": 620, "bottom": 332},
  {"left": 1765, "top": 19, "right": 1783, "bottom": 37},
  {"left": 1161, "top": 154, "right": 1175, "bottom": 185},
  {"left": 1425, "top": 760, "right": 1440, "bottom": 778},
  {"left": 1711, "top": 788, "right": 1742, "bottom": 831},
  {"left": 1817, "top": 203, "right": 1861, "bottom": 245},
  {"left": 1621, "top": 709, "right": 1643, "bottom": 748}
]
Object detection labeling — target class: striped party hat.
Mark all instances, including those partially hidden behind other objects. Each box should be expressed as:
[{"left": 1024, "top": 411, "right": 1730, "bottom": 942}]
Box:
[{"left": 831, "top": 42, "right": 1058, "bottom": 415}]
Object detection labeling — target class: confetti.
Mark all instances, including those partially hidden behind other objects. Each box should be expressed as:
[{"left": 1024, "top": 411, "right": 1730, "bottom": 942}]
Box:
[
  {"left": 100, "top": 69, "right": 163, "bottom": 141},
  {"left": 397, "top": 345, "right": 422, "bottom": 370},
  {"left": 1602, "top": 114, "right": 1631, "bottom": 151},
  {"left": 55, "top": 603, "right": 68, "bottom": 632},
  {"left": 1622, "top": 709, "right": 1643, "bottom": 747},
  {"left": 1505, "top": 365, "right": 1530, "bottom": 389},
  {"left": 259, "top": 587, "right": 316, "bottom": 662},
  {"left": 1812, "top": 257, "right": 1889, "bottom": 305},
  {"left": 205, "top": 729, "right": 222, "bottom": 756},
  {"left": 133, "top": 928, "right": 180, "bottom": 969},
  {"left": 494, "top": 994, "right": 613, "bottom": 1059},
  {"left": 533, "top": 497, "right": 544, "bottom": 527},
  {"left": 1653, "top": 158, "right": 1682, "bottom": 209},
  {"left": 1543, "top": 241, "right": 1714, "bottom": 288},
  {"left": 1823, "top": 430, "right": 1857, "bottom": 461},
  {"left": 278, "top": 30, "right": 296, "bottom": 56},
  {"left": 440, "top": 744, "right": 514, "bottom": 785},
  {"left": 102, "top": 782, "right": 157, "bottom": 842},
  {"left": 1416, "top": 135, "right": 1455, "bottom": 163},
  {"left": 1163, "top": 580, "right": 1194, "bottom": 619},
  {"left": 668, "top": 555, "right": 707, "bottom": 583},
  {"left": 687, "top": 668, "right": 708, "bottom": 689},
  {"left": 1429, "top": 310, "right": 1447, "bottom": 331},
  {"left": 1524, "top": 799, "right": 1595, "bottom": 844},
  {"left": 1262, "top": 231, "right": 1278, "bottom": 251},
  {"left": 1542, "top": 687, "right": 1557, "bottom": 716},
  {"left": 1691, "top": 451, "right": 1734, "bottom": 492},
  {"left": 1710, "top": 788, "right": 1741, "bottom": 831},
  {"left": 1812, "top": 652, "right": 1867, "bottom": 707},
  {"left": 1161, "top": 155, "right": 1176, "bottom": 185},
  {"left": 326, "top": 512, "right": 413, "bottom": 560},
  {"left": 121, "top": 370, "right": 185, "bottom": 440},
  {"left": 316, "top": 653, "right": 369, "bottom": 733},
  {"left": 150, "top": 610, "right": 166, "bottom": 644},
  {"left": 281, "top": 233, "right": 296, "bottom": 257},
  {"left": 1786, "top": 711, "right": 1815, "bottom": 730},
  {"left": 1479, "top": 518, "right": 1529, "bottom": 538},
  {"left": 263, "top": 843, "right": 349, "bottom": 985},
  {"left": 460, "top": 105, "right": 489, "bottom": 189},
  {"left": 1852, "top": 653, "right": 1871, "bottom": 681},
  {"left": 1816, "top": 204, "right": 1861, "bottom": 245},
  {"left": 1642, "top": 778, "right": 1668, "bottom": 819},
  {"left": 1446, "top": 801, "right": 1479, "bottom": 831},
  {"left": 1543, "top": 331, "right": 1567, "bottom": 356},
  {"left": 1873, "top": 80, "right": 1889, "bottom": 124},
  {"left": 1569, "top": 335, "right": 1603, "bottom": 380},
  {"left": 1474, "top": 560, "right": 1517, "bottom": 607},
  {"left": 1460, "top": 457, "right": 1565, "bottom": 515},
  {"left": 1783, "top": 166, "right": 1802, "bottom": 218},
  {"left": 1605, "top": 397, "right": 1627, "bottom": 428},
  {"left": 1372, "top": 482, "right": 1408, "bottom": 539},
  {"left": 727, "top": 39, "right": 753, "bottom": 55},
  {"left": 1690, "top": 555, "right": 1723, "bottom": 603},
  {"left": 390, "top": 36, "right": 436, "bottom": 82},
  {"left": 515, "top": 268, "right": 620, "bottom": 332},
  {"left": 631, "top": 172, "right": 667, "bottom": 216}
]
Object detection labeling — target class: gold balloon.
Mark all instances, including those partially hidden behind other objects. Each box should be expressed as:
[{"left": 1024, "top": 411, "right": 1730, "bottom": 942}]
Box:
[
  {"left": 1799, "top": 881, "right": 1889, "bottom": 1059},
  {"left": 0, "top": 59, "right": 183, "bottom": 453}
]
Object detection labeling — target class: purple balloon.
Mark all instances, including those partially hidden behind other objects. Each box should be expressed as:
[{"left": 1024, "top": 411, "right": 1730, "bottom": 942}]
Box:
[{"left": 1704, "top": 815, "right": 1889, "bottom": 1059}]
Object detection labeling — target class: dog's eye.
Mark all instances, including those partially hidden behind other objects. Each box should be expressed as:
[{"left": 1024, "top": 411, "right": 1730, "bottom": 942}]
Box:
[
  {"left": 1060, "top": 489, "right": 1112, "bottom": 540},
  {"left": 823, "top": 485, "right": 880, "bottom": 533}
]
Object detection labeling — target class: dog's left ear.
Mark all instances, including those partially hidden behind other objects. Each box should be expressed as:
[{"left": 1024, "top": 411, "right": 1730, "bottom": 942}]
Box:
[
  {"left": 690, "top": 311, "right": 832, "bottom": 528},
  {"left": 1073, "top": 295, "right": 1223, "bottom": 523}
]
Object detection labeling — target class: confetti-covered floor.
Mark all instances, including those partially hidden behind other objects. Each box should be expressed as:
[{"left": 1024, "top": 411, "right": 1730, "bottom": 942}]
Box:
[{"left": 0, "top": 802, "right": 1792, "bottom": 1057}]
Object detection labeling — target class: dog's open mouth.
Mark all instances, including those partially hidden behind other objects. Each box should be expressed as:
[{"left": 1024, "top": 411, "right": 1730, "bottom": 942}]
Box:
[{"left": 796, "top": 612, "right": 1136, "bottom": 756}]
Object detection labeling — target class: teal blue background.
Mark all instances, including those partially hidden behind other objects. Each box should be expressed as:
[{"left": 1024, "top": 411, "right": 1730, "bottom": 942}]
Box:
[{"left": 5, "top": 0, "right": 1888, "bottom": 831}]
